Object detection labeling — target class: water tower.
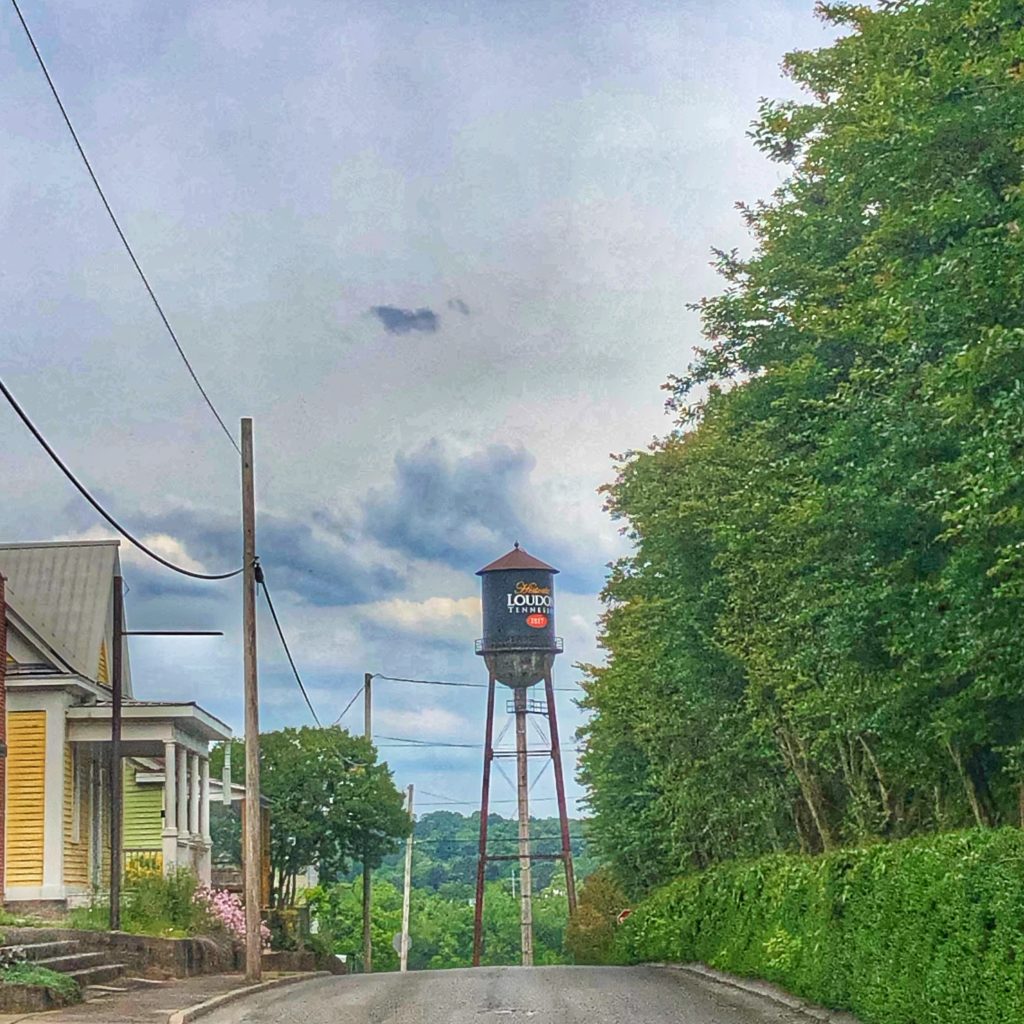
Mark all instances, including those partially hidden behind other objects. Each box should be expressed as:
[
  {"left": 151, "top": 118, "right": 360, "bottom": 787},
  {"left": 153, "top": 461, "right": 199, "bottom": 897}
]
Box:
[{"left": 471, "top": 543, "right": 577, "bottom": 968}]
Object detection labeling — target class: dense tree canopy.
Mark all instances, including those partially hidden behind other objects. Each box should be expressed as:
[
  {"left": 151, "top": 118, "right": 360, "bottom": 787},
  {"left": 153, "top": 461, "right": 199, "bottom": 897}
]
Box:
[
  {"left": 580, "top": 0, "right": 1024, "bottom": 896},
  {"left": 212, "top": 727, "right": 410, "bottom": 907},
  {"left": 367, "top": 810, "right": 598, "bottom": 895}
]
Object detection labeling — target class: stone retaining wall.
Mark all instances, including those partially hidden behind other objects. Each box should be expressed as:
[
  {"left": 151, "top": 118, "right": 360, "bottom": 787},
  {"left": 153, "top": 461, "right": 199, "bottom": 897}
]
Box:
[{"left": 1, "top": 927, "right": 242, "bottom": 978}]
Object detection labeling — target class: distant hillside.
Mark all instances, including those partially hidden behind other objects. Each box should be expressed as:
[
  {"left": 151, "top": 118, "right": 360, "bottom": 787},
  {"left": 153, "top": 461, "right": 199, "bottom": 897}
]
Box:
[{"left": 367, "top": 810, "right": 599, "bottom": 895}]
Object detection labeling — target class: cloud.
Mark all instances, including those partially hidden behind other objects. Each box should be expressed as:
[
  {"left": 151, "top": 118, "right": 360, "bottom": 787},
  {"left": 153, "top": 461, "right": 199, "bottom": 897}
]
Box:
[
  {"left": 358, "top": 596, "right": 480, "bottom": 638},
  {"left": 376, "top": 705, "right": 470, "bottom": 739},
  {"left": 362, "top": 439, "right": 539, "bottom": 573},
  {"left": 131, "top": 507, "right": 405, "bottom": 607},
  {"left": 370, "top": 306, "right": 440, "bottom": 334}
]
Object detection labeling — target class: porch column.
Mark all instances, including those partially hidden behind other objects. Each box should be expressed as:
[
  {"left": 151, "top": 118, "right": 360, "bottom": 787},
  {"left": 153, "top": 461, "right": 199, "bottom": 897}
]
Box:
[
  {"left": 177, "top": 746, "right": 188, "bottom": 857},
  {"left": 162, "top": 740, "right": 178, "bottom": 872},
  {"left": 198, "top": 757, "right": 212, "bottom": 884},
  {"left": 189, "top": 752, "right": 201, "bottom": 838},
  {"left": 200, "top": 758, "right": 211, "bottom": 841}
]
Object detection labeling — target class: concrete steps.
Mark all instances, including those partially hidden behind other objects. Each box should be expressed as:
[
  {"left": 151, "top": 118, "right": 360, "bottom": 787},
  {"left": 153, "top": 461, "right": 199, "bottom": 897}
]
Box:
[
  {"left": 2, "top": 939, "right": 127, "bottom": 991},
  {"left": 67, "top": 962, "right": 130, "bottom": 988}
]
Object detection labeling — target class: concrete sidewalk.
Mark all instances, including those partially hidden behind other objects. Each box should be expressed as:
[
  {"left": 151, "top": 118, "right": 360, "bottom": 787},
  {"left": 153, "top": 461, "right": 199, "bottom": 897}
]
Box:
[{"left": 0, "top": 973, "right": 304, "bottom": 1024}]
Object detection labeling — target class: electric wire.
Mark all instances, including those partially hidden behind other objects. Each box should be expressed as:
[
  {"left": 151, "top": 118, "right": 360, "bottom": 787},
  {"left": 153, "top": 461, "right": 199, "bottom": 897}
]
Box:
[
  {"left": 374, "top": 734, "right": 579, "bottom": 751},
  {"left": 0, "top": 376, "right": 243, "bottom": 580},
  {"left": 333, "top": 685, "right": 364, "bottom": 726},
  {"left": 9, "top": 0, "right": 240, "bottom": 455},
  {"left": 257, "top": 568, "right": 321, "bottom": 726},
  {"left": 375, "top": 674, "right": 579, "bottom": 693}
]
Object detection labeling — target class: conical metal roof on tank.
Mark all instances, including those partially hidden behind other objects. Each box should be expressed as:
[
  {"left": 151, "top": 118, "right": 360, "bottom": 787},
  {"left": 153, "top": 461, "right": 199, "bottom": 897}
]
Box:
[{"left": 476, "top": 541, "right": 559, "bottom": 575}]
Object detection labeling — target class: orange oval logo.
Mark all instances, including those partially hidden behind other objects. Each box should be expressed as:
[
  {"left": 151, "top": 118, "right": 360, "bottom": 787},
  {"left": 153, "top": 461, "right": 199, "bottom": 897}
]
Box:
[{"left": 526, "top": 613, "right": 548, "bottom": 629}]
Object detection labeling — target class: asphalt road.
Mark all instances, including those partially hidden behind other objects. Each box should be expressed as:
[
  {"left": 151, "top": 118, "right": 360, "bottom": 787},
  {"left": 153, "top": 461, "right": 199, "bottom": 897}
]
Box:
[{"left": 202, "top": 966, "right": 812, "bottom": 1023}]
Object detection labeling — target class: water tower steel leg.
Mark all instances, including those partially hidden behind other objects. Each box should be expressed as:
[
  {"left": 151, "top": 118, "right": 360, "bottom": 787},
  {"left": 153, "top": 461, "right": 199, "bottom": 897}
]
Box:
[
  {"left": 514, "top": 687, "right": 534, "bottom": 967},
  {"left": 472, "top": 674, "right": 497, "bottom": 966},
  {"left": 545, "top": 671, "right": 578, "bottom": 915}
]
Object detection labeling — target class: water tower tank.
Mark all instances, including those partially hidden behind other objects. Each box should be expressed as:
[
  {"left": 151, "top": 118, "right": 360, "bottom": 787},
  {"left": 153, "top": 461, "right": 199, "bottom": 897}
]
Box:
[{"left": 475, "top": 543, "right": 563, "bottom": 688}]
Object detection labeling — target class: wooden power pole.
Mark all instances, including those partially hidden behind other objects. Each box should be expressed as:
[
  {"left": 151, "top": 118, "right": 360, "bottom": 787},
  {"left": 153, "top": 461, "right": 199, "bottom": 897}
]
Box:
[
  {"left": 109, "top": 575, "right": 123, "bottom": 930},
  {"left": 362, "top": 671, "right": 373, "bottom": 973},
  {"left": 241, "top": 418, "right": 262, "bottom": 984},
  {"left": 400, "top": 784, "right": 414, "bottom": 973}
]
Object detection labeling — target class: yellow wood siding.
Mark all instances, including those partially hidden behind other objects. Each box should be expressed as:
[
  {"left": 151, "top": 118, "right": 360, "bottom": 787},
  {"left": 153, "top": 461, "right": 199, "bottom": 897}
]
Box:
[
  {"left": 6, "top": 711, "right": 46, "bottom": 886},
  {"left": 64, "top": 746, "right": 88, "bottom": 886},
  {"left": 97, "top": 641, "right": 109, "bottom": 686},
  {"left": 99, "top": 763, "right": 111, "bottom": 887}
]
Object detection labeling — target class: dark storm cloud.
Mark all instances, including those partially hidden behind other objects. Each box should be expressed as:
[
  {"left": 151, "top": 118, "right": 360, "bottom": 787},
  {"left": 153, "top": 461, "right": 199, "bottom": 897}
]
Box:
[
  {"left": 370, "top": 306, "right": 440, "bottom": 334},
  {"left": 137, "top": 508, "right": 404, "bottom": 607},
  {"left": 361, "top": 439, "right": 541, "bottom": 572}
]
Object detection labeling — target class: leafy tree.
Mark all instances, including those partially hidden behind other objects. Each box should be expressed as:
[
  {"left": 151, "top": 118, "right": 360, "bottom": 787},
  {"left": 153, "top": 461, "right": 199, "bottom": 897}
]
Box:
[
  {"left": 582, "top": 0, "right": 1024, "bottom": 893},
  {"left": 211, "top": 727, "right": 410, "bottom": 907},
  {"left": 306, "top": 876, "right": 570, "bottom": 970}
]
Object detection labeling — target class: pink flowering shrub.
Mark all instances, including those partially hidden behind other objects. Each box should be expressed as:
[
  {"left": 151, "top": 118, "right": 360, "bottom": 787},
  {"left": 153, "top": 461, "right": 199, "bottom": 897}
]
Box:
[{"left": 195, "top": 885, "right": 271, "bottom": 949}]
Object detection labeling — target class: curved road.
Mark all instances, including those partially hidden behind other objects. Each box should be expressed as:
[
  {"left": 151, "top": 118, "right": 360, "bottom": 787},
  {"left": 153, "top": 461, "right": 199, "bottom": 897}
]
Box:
[{"left": 203, "top": 966, "right": 810, "bottom": 1023}]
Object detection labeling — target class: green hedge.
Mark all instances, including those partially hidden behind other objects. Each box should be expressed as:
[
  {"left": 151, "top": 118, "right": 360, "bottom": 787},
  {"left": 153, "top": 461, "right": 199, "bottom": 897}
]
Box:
[{"left": 616, "top": 828, "right": 1024, "bottom": 1024}]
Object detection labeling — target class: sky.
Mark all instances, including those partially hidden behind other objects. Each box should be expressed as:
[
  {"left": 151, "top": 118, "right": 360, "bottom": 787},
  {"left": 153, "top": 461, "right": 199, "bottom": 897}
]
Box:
[{"left": 1, "top": 0, "right": 835, "bottom": 817}]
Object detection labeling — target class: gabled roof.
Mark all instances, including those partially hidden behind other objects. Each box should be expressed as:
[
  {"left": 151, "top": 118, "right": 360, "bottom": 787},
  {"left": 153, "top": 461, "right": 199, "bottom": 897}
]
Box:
[
  {"left": 0, "top": 540, "right": 130, "bottom": 690},
  {"left": 477, "top": 542, "right": 559, "bottom": 575}
]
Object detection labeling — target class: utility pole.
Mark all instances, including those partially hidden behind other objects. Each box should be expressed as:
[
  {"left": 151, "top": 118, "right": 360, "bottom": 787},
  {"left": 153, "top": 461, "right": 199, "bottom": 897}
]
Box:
[
  {"left": 109, "top": 575, "right": 123, "bottom": 930},
  {"left": 241, "top": 418, "right": 262, "bottom": 984},
  {"left": 471, "top": 674, "right": 496, "bottom": 966},
  {"left": 362, "top": 671, "right": 373, "bottom": 973},
  {"left": 400, "top": 784, "right": 414, "bottom": 973},
  {"left": 514, "top": 687, "right": 534, "bottom": 966}
]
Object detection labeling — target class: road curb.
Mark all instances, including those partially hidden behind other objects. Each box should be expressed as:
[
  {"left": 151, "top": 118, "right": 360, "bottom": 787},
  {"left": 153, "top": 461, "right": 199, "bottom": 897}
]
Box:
[
  {"left": 665, "top": 963, "right": 861, "bottom": 1023},
  {"left": 167, "top": 972, "right": 332, "bottom": 1024}
]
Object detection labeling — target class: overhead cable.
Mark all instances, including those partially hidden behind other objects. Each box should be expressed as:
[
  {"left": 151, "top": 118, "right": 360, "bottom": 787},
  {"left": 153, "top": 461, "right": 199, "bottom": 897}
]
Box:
[
  {"left": 333, "top": 685, "right": 365, "bottom": 726},
  {"left": 0, "top": 376, "right": 243, "bottom": 580},
  {"left": 374, "top": 733, "right": 579, "bottom": 752},
  {"left": 257, "top": 568, "right": 321, "bottom": 726},
  {"left": 9, "top": 0, "right": 240, "bottom": 455},
  {"left": 375, "top": 674, "right": 579, "bottom": 693}
]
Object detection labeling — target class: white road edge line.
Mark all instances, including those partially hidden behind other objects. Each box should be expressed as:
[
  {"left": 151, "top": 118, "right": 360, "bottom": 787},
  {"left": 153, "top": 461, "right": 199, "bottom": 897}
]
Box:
[{"left": 167, "top": 972, "right": 332, "bottom": 1024}]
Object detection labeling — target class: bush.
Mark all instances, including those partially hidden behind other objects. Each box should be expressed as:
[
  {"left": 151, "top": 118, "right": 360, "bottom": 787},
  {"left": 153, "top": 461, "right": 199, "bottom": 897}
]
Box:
[
  {"left": 565, "top": 869, "right": 629, "bottom": 964},
  {"left": 617, "top": 828, "right": 1024, "bottom": 1024},
  {"left": 195, "top": 886, "right": 271, "bottom": 948},
  {"left": 67, "top": 870, "right": 203, "bottom": 937},
  {"left": 67, "top": 869, "right": 268, "bottom": 944},
  {"left": 1, "top": 964, "right": 80, "bottom": 1001}
]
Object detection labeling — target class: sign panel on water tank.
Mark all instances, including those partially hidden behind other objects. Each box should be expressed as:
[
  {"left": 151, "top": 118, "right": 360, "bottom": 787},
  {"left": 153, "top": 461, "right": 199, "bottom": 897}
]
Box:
[{"left": 481, "top": 568, "right": 557, "bottom": 651}]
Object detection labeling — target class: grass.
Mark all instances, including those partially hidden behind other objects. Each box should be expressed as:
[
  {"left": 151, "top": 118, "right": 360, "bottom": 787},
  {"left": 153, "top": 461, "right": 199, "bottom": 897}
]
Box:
[
  {"left": 1, "top": 964, "right": 81, "bottom": 1000},
  {"left": 66, "top": 868, "right": 205, "bottom": 938},
  {"left": 0, "top": 909, "right": 48, "bottom": 928}
]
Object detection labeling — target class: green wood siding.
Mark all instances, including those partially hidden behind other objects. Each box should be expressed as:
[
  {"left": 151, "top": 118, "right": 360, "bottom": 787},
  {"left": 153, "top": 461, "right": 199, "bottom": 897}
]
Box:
[{"left": 123, "top": 766, "right": 163, "bottom": 849}]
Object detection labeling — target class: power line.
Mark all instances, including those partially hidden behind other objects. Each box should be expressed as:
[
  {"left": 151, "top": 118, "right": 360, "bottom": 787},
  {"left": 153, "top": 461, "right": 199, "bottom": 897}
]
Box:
[
  {"left": 375, "top": 735, "right": 480, "bottom": 750},
  {"left": 375, "top": 674, "right": 580, "bottom": 693},
  {"left": 257, "top": 567, "right": 321, "bottom": 727},
  {"left": 0, "top": 376, "right": 243, "bottom": 581},
  {"left": 9, "top": 0, "right": 240, "bottom": 455},
  {"left": 333, "top": 685, "right": 364, "bottom": 727},
  {"left": 390, "top": 833, "right": 589, "bottom": 844},
  {"left": 374, "top": 734, "right": 579, "bottom": 751}
]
